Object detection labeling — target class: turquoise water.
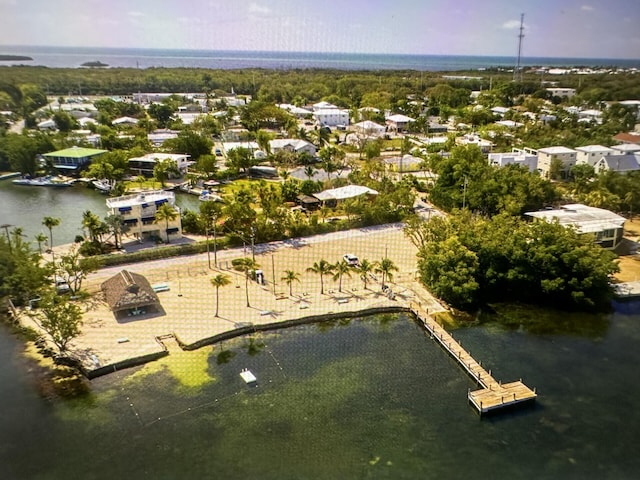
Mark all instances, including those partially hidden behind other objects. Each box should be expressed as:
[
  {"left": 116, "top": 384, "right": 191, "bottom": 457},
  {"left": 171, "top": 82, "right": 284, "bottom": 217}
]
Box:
[
  {"left": 2, "top": 45, "right": 639, "bottom": 70},
  {"left": 1, "top": 310, "right": 639, "bottom": 479}
]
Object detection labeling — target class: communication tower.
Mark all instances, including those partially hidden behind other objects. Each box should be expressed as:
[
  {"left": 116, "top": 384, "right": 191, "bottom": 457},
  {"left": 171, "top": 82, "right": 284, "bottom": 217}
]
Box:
[{"left": 513, "top": 13, "right": 525, "bottom": 82}]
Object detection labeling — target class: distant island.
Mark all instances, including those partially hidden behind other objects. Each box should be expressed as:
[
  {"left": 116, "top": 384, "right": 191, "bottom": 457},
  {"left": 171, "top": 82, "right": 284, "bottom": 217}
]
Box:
[
  {"left": 0, "top": 54, "right": 33, "bottom": 61},
  {"left": 81, "top": 61, "right": 109, "bottom": 68}
]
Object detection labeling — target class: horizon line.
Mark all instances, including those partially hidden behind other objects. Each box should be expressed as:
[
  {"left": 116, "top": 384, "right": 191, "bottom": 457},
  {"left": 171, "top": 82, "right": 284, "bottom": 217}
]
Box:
[{"left": 1, "top": 44, "right": 639, "bottom": 62}]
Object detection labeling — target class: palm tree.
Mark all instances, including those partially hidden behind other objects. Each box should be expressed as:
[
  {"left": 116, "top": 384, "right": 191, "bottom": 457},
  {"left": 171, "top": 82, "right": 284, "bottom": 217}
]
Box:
[
  {"left": 104, "top": 213, "right": 128, "bottom": 250},
  {"left": 375, "top": 257, "right": 399, "bottom": 290},
  {"left": 306, "top": 259, "right": 333, "bottom": 295},
  {"left": 42, "top": 216, "right": 60, "bottom": 260},
  {"left": 82, "top": 210, "right": 102, "bottom": 243},
  {"left": 356, "top": 258, "right": 374, "bottom": 290},
  {"left": 232, "top": 257, "right": 259, "bottom": 307},
  {"left": 210, "top": 274, "right": 231, "bottom": 317},
  {"left": 281, "top": 270, "right": 301, "bottom": 296},
  {"left": 332, "top": 259, "right": 353, "bottom": 293},
  {"left": 304, "top": 165, "right": 316, "bottom": 180},
  {"left": 154, "top": 203, "right": 179, "bottom": 243},
  {"left": 135, "top": 175, "right": 146, "bottom": 191},
  {"left": 200, "top": 201, "right": 221, "bottom": 268},
  {"left": 34, "top": 232, "right": 48, "bottom": 255}
]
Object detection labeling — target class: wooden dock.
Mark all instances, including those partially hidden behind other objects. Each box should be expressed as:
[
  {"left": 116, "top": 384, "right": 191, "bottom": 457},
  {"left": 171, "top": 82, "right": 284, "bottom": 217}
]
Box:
[{"left": 409, "top": 303, "right": 537, "bottom": 415}]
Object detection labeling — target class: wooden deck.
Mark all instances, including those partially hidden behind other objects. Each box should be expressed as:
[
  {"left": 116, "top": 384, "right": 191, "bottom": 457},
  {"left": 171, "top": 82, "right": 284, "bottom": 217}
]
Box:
[{"left": 409, "top": 303, "right": 537, "bottom": 415}]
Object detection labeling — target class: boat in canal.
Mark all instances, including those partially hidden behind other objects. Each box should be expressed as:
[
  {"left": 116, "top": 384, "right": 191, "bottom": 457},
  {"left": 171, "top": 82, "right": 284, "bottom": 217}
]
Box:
[{"left": 12, "top": 175, "right": 73, "bottom": 187}]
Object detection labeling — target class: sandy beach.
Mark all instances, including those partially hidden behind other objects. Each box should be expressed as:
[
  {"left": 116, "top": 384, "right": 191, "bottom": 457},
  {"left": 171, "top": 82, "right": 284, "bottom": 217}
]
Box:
[{"left": 20, "top": 223, "right": 446, "bottom": 375}]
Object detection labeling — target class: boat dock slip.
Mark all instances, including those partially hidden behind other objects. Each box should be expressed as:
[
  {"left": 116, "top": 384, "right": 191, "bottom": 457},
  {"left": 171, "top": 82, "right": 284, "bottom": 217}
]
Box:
[
  {"left": 240, "top": 369, "right": 257, "bottom": 384},
  {"left": 409, "top": 303, "right": 537, "bottom": 415}
]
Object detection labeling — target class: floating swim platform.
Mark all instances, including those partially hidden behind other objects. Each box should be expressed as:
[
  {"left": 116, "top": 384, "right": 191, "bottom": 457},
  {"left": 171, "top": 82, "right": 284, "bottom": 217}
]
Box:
[{"left": 240, "top": 369, "right": 257, "bottom": 384}]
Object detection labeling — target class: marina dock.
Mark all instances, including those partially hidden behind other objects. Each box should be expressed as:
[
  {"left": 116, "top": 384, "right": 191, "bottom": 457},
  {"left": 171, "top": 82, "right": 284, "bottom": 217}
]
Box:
[
  {"left": 613, "top": 281, "right": 640, "bottom": 299},
  {"left": 409, "top": 303, "right": 537, "bottom": 415}
]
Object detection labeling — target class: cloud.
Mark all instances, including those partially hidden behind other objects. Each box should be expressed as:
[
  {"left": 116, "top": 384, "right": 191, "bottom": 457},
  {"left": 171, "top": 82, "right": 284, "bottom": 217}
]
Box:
[
  {"left": 249, "top": 2, "right": 271, "bottom": 15},
  {"left": 581, "top": 5, "right": 594, "bottom": 11},
  {"left": 502, "top": 19, "right": 522, "bottom": 29},
  {"left": 128, "top": 11, "right": 145, "bottom": 17}
]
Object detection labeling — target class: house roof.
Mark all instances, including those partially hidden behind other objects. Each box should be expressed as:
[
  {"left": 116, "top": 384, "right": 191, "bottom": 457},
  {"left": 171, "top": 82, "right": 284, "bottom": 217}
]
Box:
[
  {"left": 537, "top": 146, "right": 576, "bottom": 155},
  {"left": 353, "top": 120, "right": 385, "bottom": 131},
  {"left": 101, "top": 270, "right": 160, "bottom": 312},
  {"left": 112, "top": 116, "right": 139, "bottom": 125},
  {"left": 575, "top": 145, "right": 614, "bottom": 153},
  {"left": 313, "top": 185, "right": 378, "bottom": 201},
  {"left": 614, "top": 132, "right": 640, "bottom": 144},
  {"left": 386, "top": 114, "right": 415, "bottom": 123},
  {"left": 43, "top": 146, "right": 108, "bottom": 158},
  {"left": 597, "top": 154, "right": 640, "bottom": 172},
  {"left": 525, "top": 204, "right": 625, "bottom": 234},
  {"left": 269, "top": 139, "right": 315, "bottom": 152}
]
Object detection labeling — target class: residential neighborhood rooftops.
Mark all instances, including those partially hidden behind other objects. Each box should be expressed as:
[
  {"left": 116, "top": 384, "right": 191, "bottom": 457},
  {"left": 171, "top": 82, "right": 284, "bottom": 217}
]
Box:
[
  {"left": 313, "top": 185, "right": 379, "bottom": 202},
  {"left": 575, "top": 145, "right": 614, "bottom": 153},
  {"left": 613, "top": 132, "right": 640, "bottom": 144},
  {"left": 385, "top": 114, "right": 415, "bottom": 123}
]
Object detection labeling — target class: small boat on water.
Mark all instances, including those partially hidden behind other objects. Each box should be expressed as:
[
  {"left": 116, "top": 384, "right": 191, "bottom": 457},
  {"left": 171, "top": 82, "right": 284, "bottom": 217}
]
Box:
[
  {"left": 92, "top": 179, "right": 113, "bottom": 192},
  {"left": 199, "top": 190, "right": 223, "bottom": 202},
  {"left": 12, "top": 175, "right": 73, "bottom": 187}
]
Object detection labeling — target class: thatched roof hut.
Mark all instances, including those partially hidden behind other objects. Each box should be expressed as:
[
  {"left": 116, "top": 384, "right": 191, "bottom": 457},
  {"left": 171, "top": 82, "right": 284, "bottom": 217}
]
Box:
[{"left": 101, "top": 270, "right": 160, "bottom": 314}]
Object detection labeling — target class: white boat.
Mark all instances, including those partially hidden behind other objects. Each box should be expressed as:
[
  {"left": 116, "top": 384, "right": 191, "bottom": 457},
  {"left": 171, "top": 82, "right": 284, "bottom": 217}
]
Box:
[
  {"left": 12, "top": 176, "right": 72, "bottom": 187},
  {"left": 92, "top": 179, "right": 113, "bottom": 192},
  {"left": 240, "top": 369, "right": 257, "bottom": 384},
  {"left": 199, "top": 190, "right": 223, "bottom": 202}
]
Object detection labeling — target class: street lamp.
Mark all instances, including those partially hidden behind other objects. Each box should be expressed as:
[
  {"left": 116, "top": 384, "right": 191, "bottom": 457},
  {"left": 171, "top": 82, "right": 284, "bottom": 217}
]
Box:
[{"left": 250, "top": 225, "right": 256, "bottom": 262}]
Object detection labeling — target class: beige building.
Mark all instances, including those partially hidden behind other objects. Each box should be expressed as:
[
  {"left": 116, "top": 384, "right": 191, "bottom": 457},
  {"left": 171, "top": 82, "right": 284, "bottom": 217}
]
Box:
[
  {"left": 536, "top": 146, "right": 577, "bottom": 178},
  {"left": 106, "top": 191, "right": 182, "bottom": 243}
]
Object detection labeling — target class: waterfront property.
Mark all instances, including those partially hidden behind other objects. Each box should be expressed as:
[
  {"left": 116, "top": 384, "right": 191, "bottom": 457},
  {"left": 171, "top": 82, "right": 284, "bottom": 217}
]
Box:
[
  {"left": 106, "top": 190, "right": 182, "bottom": 243},
  {"left": 43, "top": 146, "right": 108, "bottom": 173},
  {"left": 128, "top": 153, "right": 193, "bottom": 177},
  {"left": 525, "top": 203, "right": 625, "bottom": 249}
]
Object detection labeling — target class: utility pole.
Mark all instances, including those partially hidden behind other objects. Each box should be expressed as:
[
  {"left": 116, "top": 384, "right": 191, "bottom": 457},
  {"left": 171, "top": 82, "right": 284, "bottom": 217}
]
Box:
[
  {"left": 462, "top": 176, "right": 468, "bottom": 209},
  {"left": 513, "top": 13, "right": 525, "bottom": 82}
]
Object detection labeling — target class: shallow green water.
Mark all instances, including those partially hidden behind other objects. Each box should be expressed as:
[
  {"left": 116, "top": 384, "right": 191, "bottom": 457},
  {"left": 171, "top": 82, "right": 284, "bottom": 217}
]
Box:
[{"left": 1, "top": 309, "right": 639, "bottom": 479}]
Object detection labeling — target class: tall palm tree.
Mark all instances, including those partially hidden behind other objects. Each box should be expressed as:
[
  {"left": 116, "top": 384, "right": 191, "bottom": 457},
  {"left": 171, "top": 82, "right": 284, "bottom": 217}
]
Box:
[
  {"left": 42, "top": 216, "right": 60, "bottom": 260},
  {"left": 34, "top": 232, "right": 48, "bottom": 255},
  {"left": 232, "top": 257, "right": 259, "bottom": 307},
  {"left": 332, "top": 259, "right": 353, "bottom": 293},
  {"left": 210, "top": 274, "right": 231, "bottom": 317},
  {"left": 154, "top": 203, "right": 178, "bottom": 243},
  {"left": 82, "top": 210, "right": 101, "bottom": 243},
  {"left": 375, "top": 257, "right": 399, "bottom": 290},
  {"left": 281, "top": 270, "right": 301, "bottom": 296},
  {"left": 356, "top": 258, "right": 374, "bottom": 290},
  {"left": 104, "top": 213, "right": 127, "bottom": 250},
  {"left": 200, "top": 201, "right": 221, "bottom": 268},
  {"left": 306, "top": 259, "right": 333, "bottom": 295}
]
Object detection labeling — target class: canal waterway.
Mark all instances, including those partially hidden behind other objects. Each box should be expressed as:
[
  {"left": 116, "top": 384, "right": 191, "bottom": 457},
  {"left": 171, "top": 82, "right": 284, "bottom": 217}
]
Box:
[
  {"left": 0, "top": 179, "right": 201, "bottom": 246},
  {"left": 1, "top": 307, "right": 639, "bottom": 479}
]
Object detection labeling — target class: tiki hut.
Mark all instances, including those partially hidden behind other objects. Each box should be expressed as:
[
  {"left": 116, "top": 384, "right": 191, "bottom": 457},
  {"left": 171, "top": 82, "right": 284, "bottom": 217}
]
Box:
[{"left": 101, "top": 270, "right": 160, "bottom": 317}]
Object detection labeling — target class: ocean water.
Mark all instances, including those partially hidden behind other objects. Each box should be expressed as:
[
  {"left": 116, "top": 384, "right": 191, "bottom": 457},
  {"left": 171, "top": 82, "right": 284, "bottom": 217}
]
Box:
[
  {"left": 1, "top": 309, "right": 639, "bottom": 479},
  {"left": 1, "top": 45, "right": 638, "bottom": 71}
]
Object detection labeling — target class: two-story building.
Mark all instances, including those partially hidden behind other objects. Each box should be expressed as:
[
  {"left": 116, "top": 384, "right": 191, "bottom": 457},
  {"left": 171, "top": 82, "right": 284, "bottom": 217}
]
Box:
[
  {"left": 536, "top": 146, "right": 577, "bottom": 178},
  {"left": 488, "top": 149, "right": 538, "bottom": 172},
  {"left": 575, "top": 145, "right": 615, "bottom": 166},
  {"left": 43, "top": 146, "right": 108, "bottom": 174},
  {"left": 128, "top": 153, "right": 192, "bottom": 177},
  {"left": 106, "top": 191, "right": 182, "bottom": 243}
]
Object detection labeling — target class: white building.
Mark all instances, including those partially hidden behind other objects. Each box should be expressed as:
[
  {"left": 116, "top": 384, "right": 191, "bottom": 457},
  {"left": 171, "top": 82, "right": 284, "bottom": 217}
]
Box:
[
  {"left": 385, "top": 114, "right": 415, "bottom": 132},
  {"left": 352, "top": 120, "right": 386, "bottom": 137},
  {"left": 106, "top": 191, "right": 182, "bottom": 243},
  {"left": 278, "top": 104, "right": 313, "bottom": 118},
  {"left": 312, "top": 101, "right": 338, "bottom": 111},
  {"left": 128, "top": 153, "right": 192, "bottom": 177},
  {"left": 525, "top": 203, "right": 625, "bottom": 249},
  {"left": 491, "top": 106, "right": 510, "bottom": 117},
  {"left": 457, "top": 133, "right": 493, "bottom": 153},
  {"left": 488, "top": 150, "right": 538, "bottom": 172},
  {"left": 269, "top": 139, "right": 316, "bottom": 156},
  {"left": 314, "top": 108, "right": 350, "bottom": 127},
  {"left": 147, "top": 129, "right": 179, "bottom": 147},
  {"left": 546, "top": 88, "right": 576, "bottom": 98},
  {"left": 536, "top": 146, "right": 577, "bottom": 178},
  {"left": 112, "top": 116, "right": 139, "bottom": 126},
  {"left": 575, "top": 145, "right": 615, "bottom": 166},
  {"left": 313, "top": 185, "right": 378, "bottom": 207},
  {"left": 611, "top": 143, "right": 640, "bottom": 154}
]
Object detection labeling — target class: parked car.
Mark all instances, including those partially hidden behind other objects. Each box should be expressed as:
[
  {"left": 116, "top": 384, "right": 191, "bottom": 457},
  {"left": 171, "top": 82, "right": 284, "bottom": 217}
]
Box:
[{"left": 343, "top": 253, "right": 359, "bottom": 266}]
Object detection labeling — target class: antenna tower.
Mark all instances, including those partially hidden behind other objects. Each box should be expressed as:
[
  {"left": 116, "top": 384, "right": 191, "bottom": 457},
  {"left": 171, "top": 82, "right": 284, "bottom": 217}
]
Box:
[{"left": 513, "top": 13, "right": 525, "bottom": 82}]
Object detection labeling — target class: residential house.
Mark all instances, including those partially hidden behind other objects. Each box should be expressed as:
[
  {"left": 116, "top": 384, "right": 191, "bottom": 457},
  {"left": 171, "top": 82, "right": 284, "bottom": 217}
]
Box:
[
  {"left": 593, "top": 154, "right": 640, "bottom": 174},
  {"left": 536, "top": 146, "right": 577, "bottom": 178},
  {"left": 112, "top": 116, "right": 139, "bottom": 126},
  {"left": 314, "top": 107, "right": 350, "bottom": 127},
  {"left": 278, "top": 104, "right": 313, "bottom": 118},
  {"left": 546, "top": 87, "right": 576, "bottom": 98},
  {"left": 352, "top": 120, "right": 386, "bottom": 137},
  {"left": 491, "top": 106, "right": 510, "bottom": 117},
  {"left": 611, "top": 143, "right": 640, "bottom": 154},
  {"left": 578, "top": 109, "right": 603, "bottom": 124},
  {"left": 269, "top": 138, "right": 316, "bottom": 156},
  {"left": 106, "top": 190, "right": 182, "bottom": 243},
  {"left": 488, "top": 149, "right": 538, "bottom": 172},
  {"left": 101, "top": 270, "right": 161, "bottom": 318},
  {"left": 457, "top": 133, "right": 493, "bottom": 153},
  {"left": 613, "top": 132, "right": 640, "bottom": 145},
  {"left": 525, "top": 203, "right": 625, "bottom": 249},
  {"left": 384, "top": 154, "right": 423, "bottom": 172},
  {"left": 575, "top": 145, "right": 615, "bottom": 166},
  {"left": 128, "top": 153, "right": 192, "bottom": 177},
  {"left": 385, "top": 114, "right": 415, "bottom": 132},
  {"left": 495, "top": 120, "right": 524, "bottom": 128},
  {"left": 43, "top": 146, "right": 107, "bottom": 173}
]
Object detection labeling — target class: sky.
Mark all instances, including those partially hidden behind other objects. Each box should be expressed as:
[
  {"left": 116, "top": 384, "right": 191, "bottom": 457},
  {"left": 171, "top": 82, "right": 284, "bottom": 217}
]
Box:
[{"left": 0, "top": 0, "right": 639, "bottom": 59}]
